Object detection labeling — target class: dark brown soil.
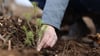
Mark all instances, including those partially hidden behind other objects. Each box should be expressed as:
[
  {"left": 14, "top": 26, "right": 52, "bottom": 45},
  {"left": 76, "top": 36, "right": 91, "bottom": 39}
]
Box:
[{"left": 0, "top": 14, "right": 100, "bottom": 56}]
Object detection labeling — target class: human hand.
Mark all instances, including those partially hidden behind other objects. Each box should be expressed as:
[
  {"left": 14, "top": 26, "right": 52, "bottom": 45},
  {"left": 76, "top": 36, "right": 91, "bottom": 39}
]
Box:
[{"left": 37, "top": 25, "right": 58, "bottom": 51}]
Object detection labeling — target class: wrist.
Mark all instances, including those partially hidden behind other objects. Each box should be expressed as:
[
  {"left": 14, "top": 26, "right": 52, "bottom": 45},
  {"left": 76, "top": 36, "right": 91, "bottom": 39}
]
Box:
[
  {"left": 42, "top": 24, "right": 60, "bottom": 37},
  {"left": 42, "top": 24, "right": 55, "bottom": 30}
]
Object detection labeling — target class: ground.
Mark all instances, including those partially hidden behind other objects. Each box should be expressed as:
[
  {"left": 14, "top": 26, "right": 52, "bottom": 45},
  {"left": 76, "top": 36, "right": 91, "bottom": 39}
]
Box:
[{"left": 0, "top": 15, "right": 100, "bottom": 56}]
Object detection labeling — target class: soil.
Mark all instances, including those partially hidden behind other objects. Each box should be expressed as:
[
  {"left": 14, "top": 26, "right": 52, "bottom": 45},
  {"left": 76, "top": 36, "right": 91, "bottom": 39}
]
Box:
[{"left": 0, "top": 8, "right": 100, "bottom": 56}]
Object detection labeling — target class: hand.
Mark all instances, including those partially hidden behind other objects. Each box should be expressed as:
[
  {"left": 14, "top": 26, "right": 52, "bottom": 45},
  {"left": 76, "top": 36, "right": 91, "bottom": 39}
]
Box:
[{"left": 37, "top": 25, "right": 58, "bottom": 51}]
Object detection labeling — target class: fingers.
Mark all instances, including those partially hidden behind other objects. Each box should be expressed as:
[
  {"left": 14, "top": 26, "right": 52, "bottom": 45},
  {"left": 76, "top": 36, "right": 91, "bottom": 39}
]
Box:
[
  {"left": 37, "top": 33, "right": 58, "bottom": 51},
  {"left": 37, "top": 25, "right": 58, "bottom": 51},
  {"left": 37, "top": 34, "right": 57, "bottom": 51},
  {"left": 44, "top": 35, "right": 54, "bottom": 48},
  {"left": 50, "top": 34, "right": 57, "bottom": 47},
  {"left": 50, "top": 37, "right": 57, "bottom": 47},
  {"left": 47, "top": 34, "right": 57, "bottom": 47},
  {"left": 37, "top": 32, "right": 49, "bottom": 51}
]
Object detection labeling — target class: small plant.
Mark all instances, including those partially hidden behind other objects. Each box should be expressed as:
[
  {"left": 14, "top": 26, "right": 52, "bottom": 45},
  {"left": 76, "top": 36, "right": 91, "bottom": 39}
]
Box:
[
  {"left": 22, "top": 2, "right": 47, "bottom": 47},
  {"left": 32, "top": 2, "right": 47, "bottom": 43},
  {"left": 22, "top": 12, "right": 34, "bottom": 46},
  {"left": 22, "top": 26, "right": 34, "bottom": 46},
  {"left": 35, "top": 19, "right": 47, "bottom": 44},
  {"left": 32, "top": 2, "right": 38, "bottom": 17}
]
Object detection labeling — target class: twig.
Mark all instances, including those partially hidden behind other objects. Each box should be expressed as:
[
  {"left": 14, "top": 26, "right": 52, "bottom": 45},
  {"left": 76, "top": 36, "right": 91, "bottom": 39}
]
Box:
[
  {"left": 27, "top": 21, "right": 34, "bottom": 33},
  {"left": 8, "top": 40, "right": 11, "bottom": 51},
  {"left": 0, "top": 34, "right": 6, "bottom": 42}
]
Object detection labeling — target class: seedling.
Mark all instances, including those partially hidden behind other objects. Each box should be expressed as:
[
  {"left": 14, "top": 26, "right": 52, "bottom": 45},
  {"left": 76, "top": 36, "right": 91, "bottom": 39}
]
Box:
[
  {"left": 22, "top": 26, "right": 34, "bottom": 46},
  {"left": 32, "top": 2, "right": 38, "bottom": 17},
  {"left": 35, "top": 19, "right": 47, "bottom": 44},
  {"left": 22, "top": 12, "right": 34, "bottom": 46},
  {"left": 22, "top": 2, "right": 47, "bottom": 47}
]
